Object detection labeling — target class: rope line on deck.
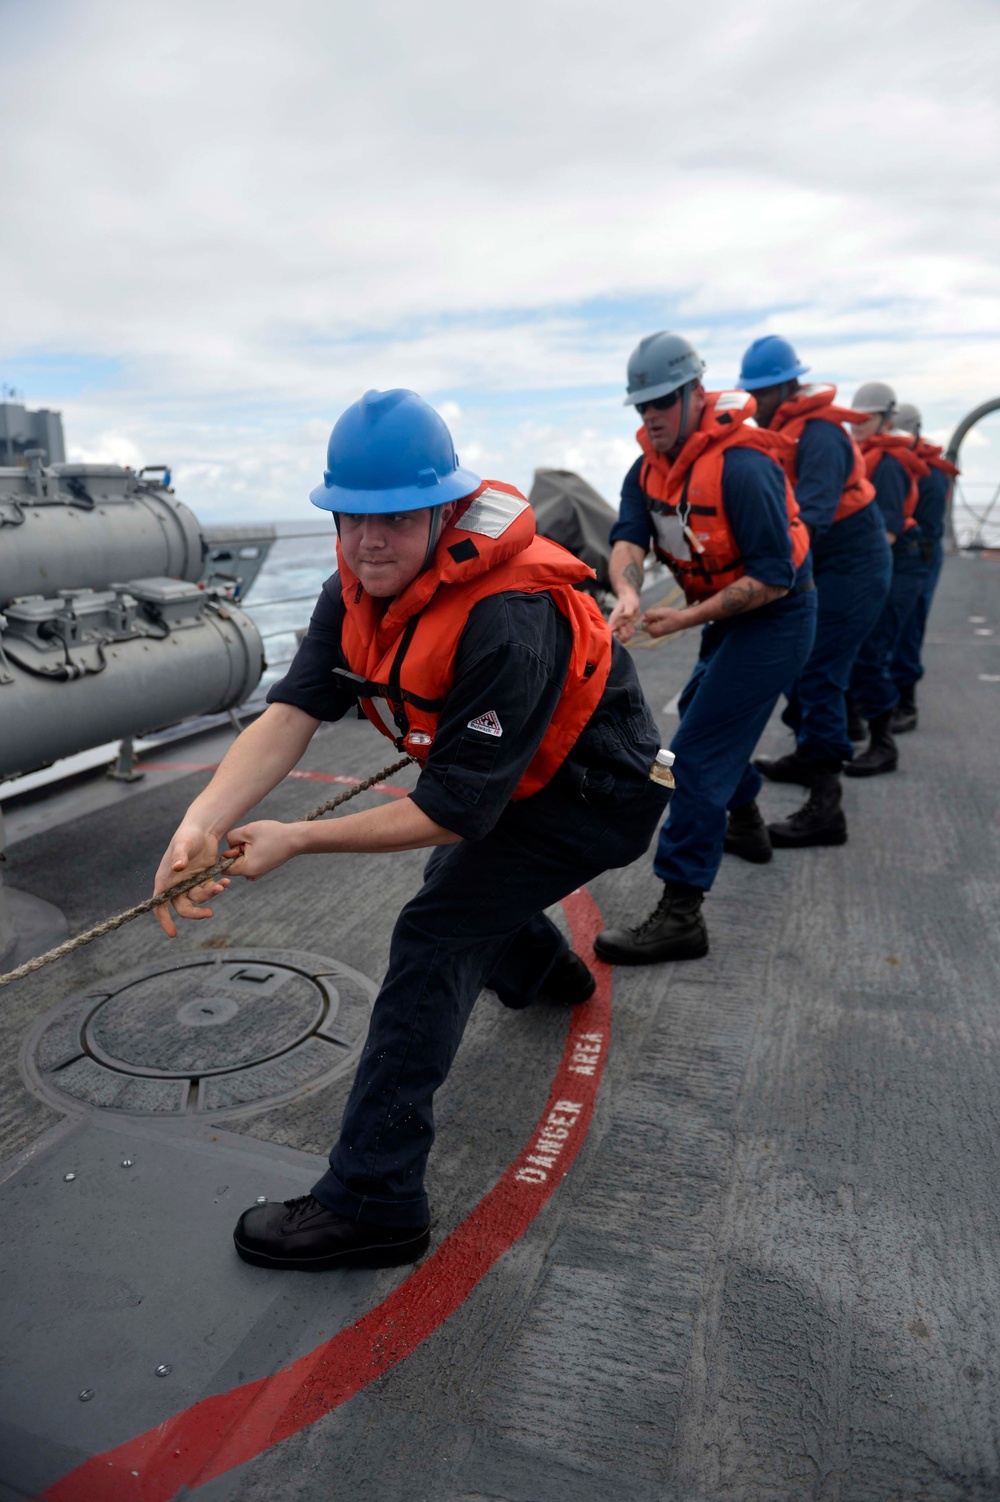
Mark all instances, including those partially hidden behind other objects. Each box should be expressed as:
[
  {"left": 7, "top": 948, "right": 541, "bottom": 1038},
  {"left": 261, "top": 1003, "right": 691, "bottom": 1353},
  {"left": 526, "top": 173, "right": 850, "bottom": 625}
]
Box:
[{"left": 0, "top": 755, "right": 414, "bottom": 991}]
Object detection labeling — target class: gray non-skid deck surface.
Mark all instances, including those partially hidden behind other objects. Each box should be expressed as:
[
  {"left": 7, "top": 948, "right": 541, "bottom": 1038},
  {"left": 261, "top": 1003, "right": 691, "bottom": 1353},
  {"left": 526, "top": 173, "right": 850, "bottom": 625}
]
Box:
[{"left": 1, "top": 557, "right": 999, "bottom": 1501}]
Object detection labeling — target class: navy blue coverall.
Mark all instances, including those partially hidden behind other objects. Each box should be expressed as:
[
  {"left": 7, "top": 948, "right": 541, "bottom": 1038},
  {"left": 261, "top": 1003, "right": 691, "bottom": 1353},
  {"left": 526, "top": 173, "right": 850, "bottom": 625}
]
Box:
[
  {"left": 611, "top": 446, "right": 817, "bottom": 891},
  {"left": 850, "top": 454, "right": 927, "bottom": 720},
  {"left": 781, "top": 420, "right": 891, "bottom": 765},
  {"left": 891, "top": 464, "right": 951, "bottom": 689},
  {"left": 269, "top": 579, "right": 668, "bottom": 1230}
]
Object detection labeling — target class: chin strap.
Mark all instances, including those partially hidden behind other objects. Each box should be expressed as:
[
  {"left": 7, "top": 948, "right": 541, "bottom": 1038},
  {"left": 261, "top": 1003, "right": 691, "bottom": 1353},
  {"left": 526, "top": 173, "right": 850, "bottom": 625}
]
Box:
[
  {"left": 667, "top": 380, "right": 700, "bottom": 457},
  {"left": 678, "top": 380, "right": 694, "bottom": 446},
  {"left": 421, "top": 504, "right": 446, "bottom": 570}
]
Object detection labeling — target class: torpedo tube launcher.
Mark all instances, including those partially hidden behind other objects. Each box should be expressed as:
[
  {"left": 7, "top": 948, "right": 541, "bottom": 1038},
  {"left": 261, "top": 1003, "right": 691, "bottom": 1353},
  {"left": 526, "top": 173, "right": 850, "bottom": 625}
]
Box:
[
  {"left": 0, "top": 581, "right": 263, "bottom": 779},
  {"left": 0, "top": 456, "right": 266, "bottom": 783}
]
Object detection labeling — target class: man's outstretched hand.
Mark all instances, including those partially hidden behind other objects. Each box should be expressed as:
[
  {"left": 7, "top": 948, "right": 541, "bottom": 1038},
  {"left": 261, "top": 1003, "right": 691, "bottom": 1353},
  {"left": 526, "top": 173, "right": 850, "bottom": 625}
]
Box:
[{"left": 153, "top": 824, "right": 230, "bottom": 937}]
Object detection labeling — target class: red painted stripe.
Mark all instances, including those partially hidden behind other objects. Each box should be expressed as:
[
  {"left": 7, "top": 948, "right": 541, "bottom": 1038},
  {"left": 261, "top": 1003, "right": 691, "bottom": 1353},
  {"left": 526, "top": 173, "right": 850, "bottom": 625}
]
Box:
[
  {"left": 135, "top": 761, "right": 222, "bottom": 773},
  {"left": 137, "top": 763, "right": 411, "bottom": 799},
  {"left": 44, "top": 890, "right": 610, "bottom": 1502}
]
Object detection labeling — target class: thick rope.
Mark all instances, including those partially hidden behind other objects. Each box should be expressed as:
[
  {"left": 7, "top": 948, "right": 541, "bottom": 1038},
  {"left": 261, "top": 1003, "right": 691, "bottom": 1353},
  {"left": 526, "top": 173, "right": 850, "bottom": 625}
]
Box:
[{"left": 0, "top": 755, "right": 414, "bottom": 991}]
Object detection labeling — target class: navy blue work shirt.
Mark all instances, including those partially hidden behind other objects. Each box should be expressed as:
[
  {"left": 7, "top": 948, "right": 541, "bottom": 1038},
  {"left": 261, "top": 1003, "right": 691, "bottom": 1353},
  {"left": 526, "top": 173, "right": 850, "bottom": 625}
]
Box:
[
  {"left": 914, "top": 466, "right": 950, "bottom": 545},
  {"left": 870, "top": 453, "right": 910, "bottom": 541},
  {"left": 267, "top": 576, "right": 658, "bottom": 843},
  {"left": 794, "top": 419, "right": 855, "bottom": 540},
  {"left": 611, "top": 445, "right": 812, "bottom": 605},
  {"left": 795, "top": 418, "right": 888, "bottom": 566}
]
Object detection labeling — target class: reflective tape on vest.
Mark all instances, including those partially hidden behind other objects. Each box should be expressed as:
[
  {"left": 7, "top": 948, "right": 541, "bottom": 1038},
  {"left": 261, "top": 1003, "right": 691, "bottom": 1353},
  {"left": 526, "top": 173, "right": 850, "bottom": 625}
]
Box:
[{"left": 455, "top": 489, "right": 530, "bottom": 539}]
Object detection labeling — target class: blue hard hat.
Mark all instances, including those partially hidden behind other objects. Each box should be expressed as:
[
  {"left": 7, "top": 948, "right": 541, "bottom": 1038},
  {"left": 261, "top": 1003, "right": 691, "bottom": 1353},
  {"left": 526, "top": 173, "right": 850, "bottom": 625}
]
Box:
[
  {"left": 738, "top": 335, "right": 810, "bottom": 391},
  {"left": 310, "top": 389, "right": 481, "bottom": 514}
]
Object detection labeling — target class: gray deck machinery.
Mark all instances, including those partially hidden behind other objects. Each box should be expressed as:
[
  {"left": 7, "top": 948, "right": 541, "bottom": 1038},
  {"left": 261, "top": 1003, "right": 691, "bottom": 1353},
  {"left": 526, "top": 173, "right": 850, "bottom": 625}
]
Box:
[{"left": 0, "top": 402, "right": 274, "bottom": 961}]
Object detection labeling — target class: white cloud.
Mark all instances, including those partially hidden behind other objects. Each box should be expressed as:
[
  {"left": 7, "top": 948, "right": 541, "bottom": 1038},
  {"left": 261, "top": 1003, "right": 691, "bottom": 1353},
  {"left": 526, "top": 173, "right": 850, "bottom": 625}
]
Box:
[{"left": 3, "top": 0, "right": 999, "bottom": 519}]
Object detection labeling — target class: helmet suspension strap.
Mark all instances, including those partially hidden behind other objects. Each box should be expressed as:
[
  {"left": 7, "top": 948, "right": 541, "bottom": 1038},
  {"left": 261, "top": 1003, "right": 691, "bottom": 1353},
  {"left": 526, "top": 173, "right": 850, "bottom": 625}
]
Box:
[
  {"left": 421, "top": 504, "right": 446, "bottom": 570},
  {"left": 677, "top": 379, "right": 698, "bottom": 447}
]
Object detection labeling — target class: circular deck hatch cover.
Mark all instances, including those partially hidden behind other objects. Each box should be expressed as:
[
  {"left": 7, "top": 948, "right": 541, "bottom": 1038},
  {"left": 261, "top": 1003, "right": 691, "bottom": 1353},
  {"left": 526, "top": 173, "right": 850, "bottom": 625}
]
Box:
[{"left": 23, "top": 949, "right": 376, "bottom": 1118}]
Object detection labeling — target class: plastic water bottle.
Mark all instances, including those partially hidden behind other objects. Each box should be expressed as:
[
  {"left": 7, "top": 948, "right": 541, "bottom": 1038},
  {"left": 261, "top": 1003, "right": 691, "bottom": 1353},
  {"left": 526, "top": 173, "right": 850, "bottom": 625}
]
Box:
[{"left": 649, "top": 748, "right": 675, "bottom": 789}]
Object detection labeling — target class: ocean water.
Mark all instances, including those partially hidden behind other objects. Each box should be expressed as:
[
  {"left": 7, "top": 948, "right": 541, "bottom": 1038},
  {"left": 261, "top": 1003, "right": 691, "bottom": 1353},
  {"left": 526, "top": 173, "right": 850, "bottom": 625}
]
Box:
[{"left": 242, "top": 519, "right": 340, "bottom": 695}]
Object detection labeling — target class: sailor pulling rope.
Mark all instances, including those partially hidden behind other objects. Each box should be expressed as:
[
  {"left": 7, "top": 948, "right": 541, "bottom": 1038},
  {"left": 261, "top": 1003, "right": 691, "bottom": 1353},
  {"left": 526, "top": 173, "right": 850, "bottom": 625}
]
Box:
[{"left": 3, "top": 388, "right": 673, "bottom": 1278}]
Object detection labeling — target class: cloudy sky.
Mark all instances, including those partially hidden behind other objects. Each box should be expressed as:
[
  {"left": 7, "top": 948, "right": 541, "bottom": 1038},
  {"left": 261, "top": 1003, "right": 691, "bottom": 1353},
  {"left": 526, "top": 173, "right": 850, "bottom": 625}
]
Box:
[{"left": 3, "top": 0, "right": 998, "bottom": 529}]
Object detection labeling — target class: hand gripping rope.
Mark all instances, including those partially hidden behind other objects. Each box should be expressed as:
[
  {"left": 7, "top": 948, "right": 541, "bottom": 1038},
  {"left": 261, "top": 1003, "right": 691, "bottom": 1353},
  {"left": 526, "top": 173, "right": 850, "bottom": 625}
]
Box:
[{"left": 0, "top": 755, "right": 414, "bottom": 992}]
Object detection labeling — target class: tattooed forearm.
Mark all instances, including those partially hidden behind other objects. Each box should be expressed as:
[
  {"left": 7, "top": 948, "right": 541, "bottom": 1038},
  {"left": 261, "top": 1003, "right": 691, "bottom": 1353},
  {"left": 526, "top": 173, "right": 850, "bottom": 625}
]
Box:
[
  {"left": 715, "top": 576, "right": 787, "bottom": 618},
  {"left": 609, "top": 541, "right": 647, "bottom": 600}
]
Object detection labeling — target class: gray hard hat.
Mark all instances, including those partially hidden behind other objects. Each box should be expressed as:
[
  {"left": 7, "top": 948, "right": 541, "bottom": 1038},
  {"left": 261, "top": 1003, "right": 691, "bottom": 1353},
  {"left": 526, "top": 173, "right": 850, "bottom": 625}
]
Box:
[
  {"left": 852, "top": 380, "right": 897, "bottom": 416},
  {"left": 624, "top": 332, "right": 706, "bottom": 407},
  {"left": 893, "top": 402, "right": 922, "bottom": 436}
]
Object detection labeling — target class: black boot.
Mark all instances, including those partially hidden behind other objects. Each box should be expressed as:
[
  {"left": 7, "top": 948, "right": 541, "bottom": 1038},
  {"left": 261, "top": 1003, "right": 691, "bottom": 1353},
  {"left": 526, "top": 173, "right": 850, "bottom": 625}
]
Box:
[
  {"left": 769, "top": 773, "right": 848, "bottom": 847},
  {"left": 845, "top": 695, "right": 866, "bottom": 743},
  {"left": 493, "top": 950, "right": 596, "bottom": 1009},
  {"left": 233, "top": 1194, "right": 430, "bottom": 1271},
  {"left": 724, "top": 800, "right": 773, "bottom": 864},
  {"left": 843, "top": 711, "right": 898, "bottom": 776},
  {"left": 538, "top": 951, "right": 596, "bottom": 1006},
  {"left": 754, "top": 749, "right": 822, "bottom": 786},
  {"left": 890, "top": 684, "right": 918, "bottom": 734},
  {"left": 594, "top": 881, "right": 708, "bottom": 965}
]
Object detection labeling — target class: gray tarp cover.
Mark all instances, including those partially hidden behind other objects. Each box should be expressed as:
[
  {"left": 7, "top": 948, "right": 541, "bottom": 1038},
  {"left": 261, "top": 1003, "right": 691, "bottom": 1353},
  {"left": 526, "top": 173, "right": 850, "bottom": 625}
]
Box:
[{"left": 527, "top": 469, "right": 616, "bottom": 589}]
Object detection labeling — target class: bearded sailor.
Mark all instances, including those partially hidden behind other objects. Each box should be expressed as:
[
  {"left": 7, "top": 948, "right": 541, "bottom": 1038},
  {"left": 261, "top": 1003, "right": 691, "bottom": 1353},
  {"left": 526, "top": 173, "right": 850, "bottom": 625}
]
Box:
[{"left": 595, "top": 332, "right": 817, "bottom": 966}]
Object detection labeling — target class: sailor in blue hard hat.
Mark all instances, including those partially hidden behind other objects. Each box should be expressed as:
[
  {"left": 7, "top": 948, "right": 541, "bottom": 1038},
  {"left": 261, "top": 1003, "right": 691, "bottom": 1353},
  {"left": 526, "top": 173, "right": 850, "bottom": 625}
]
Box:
[
  {"left": 739, "top": 337, "right": 893, "bottom": 845},
  {"left": 738, "top": 334, "right": 811, "bottom": 394},
  {"left": 309, "top": 386, "right": 481, "bottom": 563},
  {"left": 594, "top": 332, "right": 817, "bottom": 967},
  {"left": 152, "top": 388, "right": 670, "bottom": 1273}
]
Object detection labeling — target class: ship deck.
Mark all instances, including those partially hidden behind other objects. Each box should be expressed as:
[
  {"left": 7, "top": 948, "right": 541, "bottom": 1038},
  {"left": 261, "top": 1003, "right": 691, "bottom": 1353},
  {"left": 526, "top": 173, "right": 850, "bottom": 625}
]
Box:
[{"left": 1, "top": 554, "right": 999, "bottom": 1502}]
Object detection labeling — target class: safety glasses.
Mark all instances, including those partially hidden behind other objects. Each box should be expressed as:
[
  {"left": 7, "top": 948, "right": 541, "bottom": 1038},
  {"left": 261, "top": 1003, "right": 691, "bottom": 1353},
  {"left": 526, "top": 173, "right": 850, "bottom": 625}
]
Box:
[{"left": 636, "top": 389, "right": 683, "bottom": 416}]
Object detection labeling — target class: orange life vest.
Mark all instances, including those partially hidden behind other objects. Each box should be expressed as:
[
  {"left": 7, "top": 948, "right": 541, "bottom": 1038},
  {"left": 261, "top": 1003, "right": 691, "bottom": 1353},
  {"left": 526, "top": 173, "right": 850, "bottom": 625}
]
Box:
[
  {"left": 637, "top": 390, "right": 811, "bottom": 604},
  {"left": 768, "top": 384, "right": 875, "bottom": 523},
  {"left": 860, "top": 432, "right": 931, "bottom": 531},
  {"left": 336, "top": 480, "right": 613, "bottom": 801},
  {"left": 914, "top": 438, "right": 960, "bottom": 480}
]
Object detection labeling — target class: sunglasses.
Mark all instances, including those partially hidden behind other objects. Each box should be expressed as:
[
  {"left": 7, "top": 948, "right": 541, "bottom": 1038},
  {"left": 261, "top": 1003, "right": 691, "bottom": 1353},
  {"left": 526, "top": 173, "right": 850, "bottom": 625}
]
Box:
[{"left": 636, "top": 389, "right": 683, "bottom": 416}]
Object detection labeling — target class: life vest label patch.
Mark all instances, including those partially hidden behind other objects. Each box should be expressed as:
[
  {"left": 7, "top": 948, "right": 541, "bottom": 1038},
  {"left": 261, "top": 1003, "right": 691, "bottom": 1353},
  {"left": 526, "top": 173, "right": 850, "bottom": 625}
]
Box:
[
  {"left": 457, "top": 489, "right": 529, "bottom": 539},
  {"left": 715, "top": 390, "right": 752, "bottom": 411},
  {"left": 467, "top": 709, "right": 503, "bottom": 737}
]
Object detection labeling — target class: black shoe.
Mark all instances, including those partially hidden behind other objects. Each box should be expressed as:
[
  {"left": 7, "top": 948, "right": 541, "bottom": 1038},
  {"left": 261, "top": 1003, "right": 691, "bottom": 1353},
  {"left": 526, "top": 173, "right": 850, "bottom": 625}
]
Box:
[
  {"left": 845, "top": 696, "right": 867, "bottom": 743},
  {"left": 754, "top": 750, "right": 823, "bottom": 787},
  {"left": 769, "top": 774, "right": 848, "bottom": 847},
  {"left": 724, "top": 800, "right": 773, "bottom": 864},
  {"left": 843, "top": 711, "right": 898, "bottom": 777},
  {"left": 539, "top": 951, "right": 596, "bottom": 1005},
  {"left": 233, "top": 1194, "right": 430, "bottom": 1271},
  {"left": 890, "top": 685, "right": 917, "bottom": 734},
  {"left": 593, "top": 881, "right": 708, "bottom": 965}
]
